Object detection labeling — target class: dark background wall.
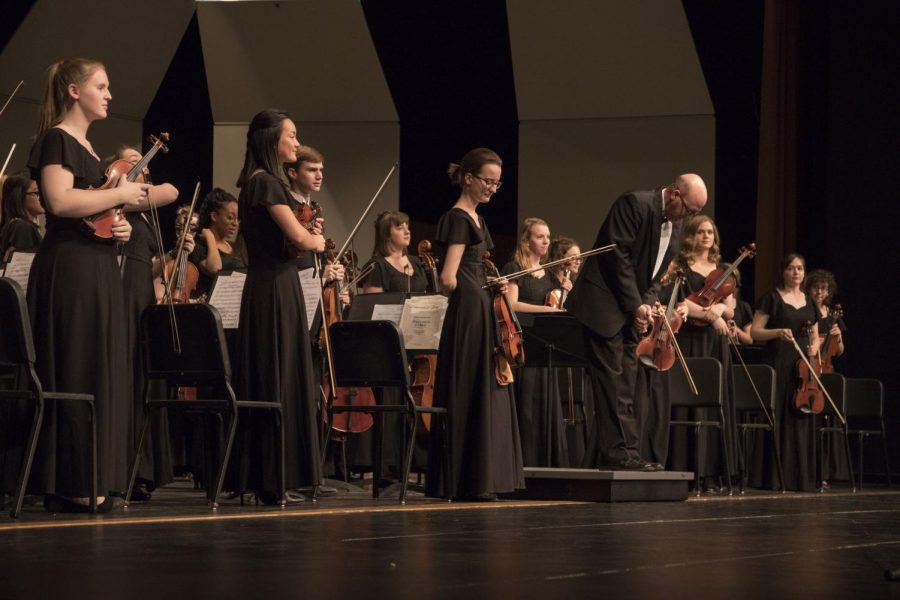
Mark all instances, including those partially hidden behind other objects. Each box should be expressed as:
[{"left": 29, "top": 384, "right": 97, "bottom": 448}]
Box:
[{"left": 4, "top": 1, "right": 900, "bottom": 469}]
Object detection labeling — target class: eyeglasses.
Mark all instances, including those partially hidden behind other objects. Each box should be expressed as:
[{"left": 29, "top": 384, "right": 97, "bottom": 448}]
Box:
[
  {"left": 25, "top": 190, "right": 41, "bottom": 197},
  {"left": 472, "top": 174, "right": 502, "bottom": 190},
  {"left": 676, "top": 191, "right": 700, "bottom": 217}
]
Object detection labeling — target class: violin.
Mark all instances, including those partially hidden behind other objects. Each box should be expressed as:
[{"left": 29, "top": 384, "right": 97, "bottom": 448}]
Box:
[
  {"left": 635, "top": 270, "right": 686, "bottom": 371},
  {"left": 161, "top": 211, "right": 200, "bottom": 304},
  {"left": 409, "top": 240, "right": 440, "bottom": 436},
  {"left": 83, "top": 133, "right": 170, "bottom": 241},
  {"left": 287, "top": 199, "right": 321, "bottom": 259},
  {"left": 482, "top": 252, "right": 526, "bottom": 367},
  {"left": 687, "top": 243, "right": 756, "bottom": 326},
  {"left": 792, "top": 321, "right": 825, "bottom": 414},
  {"left": 319, "top": 238, "right": 377, "bottom": 433},
  {"left": 818, "top": 304, "right": 844, "bottom": 374},
  {"left": 545, "top": 268, "right": 571, "bottom": 308}
]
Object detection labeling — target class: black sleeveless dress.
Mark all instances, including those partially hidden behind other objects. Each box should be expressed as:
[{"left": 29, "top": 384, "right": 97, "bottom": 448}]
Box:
[
  {"left": 426, "top": 208, "right": 524, "bottom": 498},
  {"left": 226, "top": 172, "right": 321, "bottom": 493},
  {"left": 24, "top": 128, "right": 130, "bottom": 496}
]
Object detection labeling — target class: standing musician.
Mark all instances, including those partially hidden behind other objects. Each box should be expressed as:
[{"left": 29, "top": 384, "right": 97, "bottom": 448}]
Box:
[
  {"left": 750, "top": 253, "right": 820, "bottom": 491},
  {"left": 501, "top": 217, "right": 570, "bottom": 467},
  {"left": 804, "top": 268, "right": 848, "bottom": 487},
  {"left": 284, "top": 145, "right": 345, "bottom": 291},
  {"left": 661, "top": 215, "right": 737, "bottom": 491},
  {"left": 192, "top": 188, "right": 248, "bottom": 298},
  {"left": 227, "top": 109, "right": 326, "bottom": 504},
  {"left": 115, "top": 144, "right": 179, "bottom": 501},
  {"left": 25, "top": 59, "right": 151, "bottom": 513},
  {"left": 566, "top": 174, "right": 706, "bottom": 471},
  {"left": 426, "top": 148, "right": 524, "bottom": 500}
]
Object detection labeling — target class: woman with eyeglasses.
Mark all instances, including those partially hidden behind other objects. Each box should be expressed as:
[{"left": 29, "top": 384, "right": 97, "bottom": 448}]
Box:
[
  {"left": 426, "top": 148, "right": 524, "bottom": 500},
  {"left": 0, "top": 174, "right": 44, "bottom": 259}
]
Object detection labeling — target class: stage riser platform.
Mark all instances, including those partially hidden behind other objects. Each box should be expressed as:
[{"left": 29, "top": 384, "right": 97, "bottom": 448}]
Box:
[{"left": 503, "top": 468, "right": 694, "bottom": 502}]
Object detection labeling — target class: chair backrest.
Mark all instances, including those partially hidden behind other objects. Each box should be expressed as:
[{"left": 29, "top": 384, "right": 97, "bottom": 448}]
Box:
[
  {"left": 819, "top": 372, "right": 847, "bottom": 417},
  {"left": 140, "top": 304, "right": 231, "bottom": 388},
  {"left": 845, "top": 378, "right": 884, "bottom": 419},
  {"left": 670, "top": 356, "right": 723, "bottom": 409},
  {"left": 0, "top": 277, "right": 35, "bottom": 367},
  {"left": 328, "top": 320, "right": 410, "bottom": 388},
  {"left": 731, "top": 364, "right": 776, "bottom": 413}
]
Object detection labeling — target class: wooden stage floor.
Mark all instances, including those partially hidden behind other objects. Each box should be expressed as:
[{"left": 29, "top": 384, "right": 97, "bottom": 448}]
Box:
[{"left": 2, "top": 481, "right": 900, "bottom": 598}]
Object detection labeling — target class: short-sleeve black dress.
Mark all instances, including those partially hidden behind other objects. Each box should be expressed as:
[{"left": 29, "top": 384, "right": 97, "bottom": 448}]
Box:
[
  {"left": 0, "top": 218, "right": 42, "bottom": 254},
  {"left": 747, "top": 290, "right": 819, "bottom": 491},
  {"left": 426, "top": 208, "right": 524, "bottom": 498},
  {"left": 226, "top": 172, "right": 321, "bottom": 494},
  {"left": 24, "top": 128, "right": 130, "bottom": 496},
  {"left": 500, "top": 261, "right": 569, "bottom": 467}
]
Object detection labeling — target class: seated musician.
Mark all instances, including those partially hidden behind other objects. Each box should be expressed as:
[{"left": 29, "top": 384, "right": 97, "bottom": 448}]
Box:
[
  {"left": 361, "top": 211, "right": 428, "bottom": 294},
  {"left": 192, "top": 187, "right": 248, "bottom": 298},
  {"left": 0, "top": 173, "right": 44, "bottom": 260}
]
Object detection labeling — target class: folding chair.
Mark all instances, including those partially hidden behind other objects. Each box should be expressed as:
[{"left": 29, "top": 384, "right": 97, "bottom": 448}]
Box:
[
  {"left": 126, "top": 304, "right": 285, "bottom": 509},
  {"left": 845, "top": 378, "right": 891, "bottom": 488},
  {"left": 818, "top": 372, "right": 856, "bottom": 492},
  {"left": 0, "top": 277, "right": 97, "bottom": 518},
  {"left": 731, "top": 364, "right": 785, "bottom": 493},
  {"left": 669, "top": 357, "right": 733, "bottom": 496},
  {"left": 321, "top": 320, "right": 449, "bottom": 504}
]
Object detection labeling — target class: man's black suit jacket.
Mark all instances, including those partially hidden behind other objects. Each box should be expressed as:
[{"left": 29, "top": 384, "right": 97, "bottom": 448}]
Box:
[{"left": 566, "top": 188, "right": 682, "bottom": 338}]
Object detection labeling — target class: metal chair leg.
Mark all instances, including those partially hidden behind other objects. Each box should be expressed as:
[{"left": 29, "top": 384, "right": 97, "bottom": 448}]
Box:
[
  {"left": 211, "top": 408, "right": 238, "bottom": 510},
  {"left": 10, "top": 397, "right": 43, "bottom": 519},
  {"left": 719, "top": 410, "right": 733, "bottom": 496},
  {"left": 842, "top": 423, "right": 856, "bottom": 492},
  {"left": 401, "top": 414, "right": 418, "bottom": 505},
  {"left": 89, "top": 401, "right": 98, "bottom": 514},
  {"left": 125, "top": 409, "right": 152, "bottom": 505},
  {"left": 881, "top": 424, "right": 892, "bottom": 486},
  {"left": 693, "top": 425, "right": 701, "bottom": 497}
]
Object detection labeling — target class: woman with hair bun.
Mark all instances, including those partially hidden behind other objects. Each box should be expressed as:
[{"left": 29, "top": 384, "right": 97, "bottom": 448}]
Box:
[{"left": 426, "top": 148, "right": 524, "bottom": 500}]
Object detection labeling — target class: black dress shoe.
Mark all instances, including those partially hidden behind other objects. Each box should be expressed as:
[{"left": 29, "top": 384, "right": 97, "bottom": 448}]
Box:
[
  {"left": 44, "top": 495, "right": 124, "bottom": 514},
  {"left": 647, "top": 462, "right": 664, "bottom": 472},
  {"left": 607, "top": 457, "right": 656, "bottom": 471}
]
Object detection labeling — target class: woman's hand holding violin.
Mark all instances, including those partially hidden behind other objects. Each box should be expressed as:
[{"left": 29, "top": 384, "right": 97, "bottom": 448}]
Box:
[
  {"left": 111, "top": 215, "right": 132, "bottom": 243},
  {"left": 116, "top": 175, "right": 147, "bottom": 207}
]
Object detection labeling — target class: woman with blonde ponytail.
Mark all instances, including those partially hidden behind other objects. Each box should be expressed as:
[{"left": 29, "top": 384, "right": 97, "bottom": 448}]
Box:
[{"left": 21, "top": 59, "right": 150, "bottom": 513}]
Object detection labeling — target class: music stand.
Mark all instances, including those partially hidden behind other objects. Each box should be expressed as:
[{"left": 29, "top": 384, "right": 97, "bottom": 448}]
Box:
[
  {"left": 346, "top": 291, "right": 423, "bottom": 321},
  {"left": 518, "top": 313, "right": 589, "bottom": 465}
]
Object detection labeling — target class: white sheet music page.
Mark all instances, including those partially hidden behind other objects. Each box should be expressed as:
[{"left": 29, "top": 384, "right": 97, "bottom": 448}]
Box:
[
  {"left": 2, "top": 251, "right": 35, "bottom": 292},
  {"left": 397, "top": 294, "right": 448, "bottom": 351},
  {"left": 207, "top": 271, "right": 247, "bottom": 329},
  {"left": 298, "top": 268, "right": 323, "bottom": 332}
]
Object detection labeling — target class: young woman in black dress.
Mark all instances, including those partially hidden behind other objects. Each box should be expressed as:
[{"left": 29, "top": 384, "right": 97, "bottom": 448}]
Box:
[
  {"left": 115, "top": 144, "right": 179, "bottom": 500},
  {"left": 750, "top": 253, "right": 821, "bottom": 491},
  {"left": 663, "top": 215, "right": 736, "bottom": 491},
  {"left": 26, "top": 59, "right": 153, "bottom": 512},
  {"left": 227, "top": 109, "right": 326, "bottom": 504},
  {"left": 501, "top": 218, "right": 570, "bottom": 467},
  {"left": 193, "top": 188, "right": 248, "bottom": 297},
  {"left": 426, "top": 148, "right": 524, "bottom": 500},
  {"left": 0, "top": 174, "right": 44, "bottom": 258}
]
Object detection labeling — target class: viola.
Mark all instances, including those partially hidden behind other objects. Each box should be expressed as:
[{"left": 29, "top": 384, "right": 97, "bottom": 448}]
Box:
[
  {"left": 813, "top": 303, "right": 842, "bottom": 374},
  {"left": 84, "top": 133, "right": 169, "bottom": 241},
  {"left": 687, "top": 243, "right": 756, "bottom": 327},
  {"left": 287, "top": 199, "right": 321, "bottom": 259},
  {"left": 319, "top": 238, "right": 377, "bottom": 433},
  {"left": 792, "top": 321, "right": 825, "bottom": 415},
  {"left": 635, "top": 270, "right": 686, "bottom": 371},
  {"left": 162, "top": 216, "right": 200, "bottom": 304},
  {"left": 482, "top": 252, "right": 526, "bottom": 367}
]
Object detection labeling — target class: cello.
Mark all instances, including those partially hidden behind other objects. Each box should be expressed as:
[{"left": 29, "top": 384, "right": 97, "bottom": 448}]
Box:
[
  {"left": 83, "top": 133, "right": 169, "bottom": 241},
  {"left": 687, "top": 243, "right": 756, "bottom": 326}
]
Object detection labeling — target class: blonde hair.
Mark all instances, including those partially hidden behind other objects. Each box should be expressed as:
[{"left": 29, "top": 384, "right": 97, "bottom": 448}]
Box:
[
  {"left": 663, "top": 214, "right": 721, "bottom": 283},
  {"left": 513, "top": 217, "right": 549, "bottom": 270},
  {"left": 38, "top": 58, "right": 105, "bottom": 135}
]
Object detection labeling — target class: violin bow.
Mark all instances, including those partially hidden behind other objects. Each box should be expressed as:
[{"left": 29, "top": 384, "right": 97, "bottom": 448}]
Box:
[
  {"left": 482, "top": 243, "right": 616, "bottom": 288},
  {"left": 333, "top": 162, "right": 398, "bottom": 264},
  {"left": 0, "top": 80, "right": 24, "bottom": 120},
  {"left": 789, "top": 336, "right": 846, "bottom": 425},
  {"left": 659, "top": 307, "right": 698, "bottom": 395},
  {"left": 0, "top": 144, "right": 15, "bottom": 182},
  {"left": 726, "top": 334, "right": 775, "bottom": 428}
]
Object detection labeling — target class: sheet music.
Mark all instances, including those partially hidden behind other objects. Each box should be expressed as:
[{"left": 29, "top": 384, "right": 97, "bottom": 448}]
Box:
[
  {"left": 298, "top": 268, "right": 323, "bottom": 332},
  {"left": 371, "top": 303, "right": 404, "bottom": 325},
  {"left": 2, "top": 251, "right": 35, "bottom": 292},
  {"left": 398, "top": 295, "right": 448, "bottom": 351},
  {"left": 207, "top": 271, "right": 246, "bottom": 329}
]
